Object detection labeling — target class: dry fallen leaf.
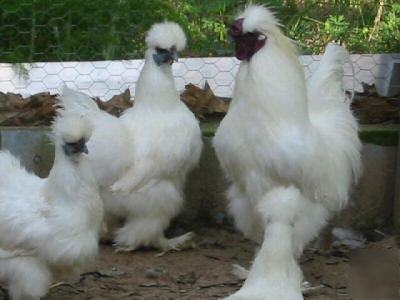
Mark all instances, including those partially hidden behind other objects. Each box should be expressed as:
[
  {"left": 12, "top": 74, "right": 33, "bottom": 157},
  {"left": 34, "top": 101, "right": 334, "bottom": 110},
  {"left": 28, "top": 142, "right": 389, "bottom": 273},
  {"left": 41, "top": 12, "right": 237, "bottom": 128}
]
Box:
[
  {"left": 0, "top": 92, "right": 58, "bottom": 126},
  {"left": 351, "top": 83, "right": 400, "bottom": 124},
  {"left": 3, "top": 81, "right": 396, "bottom": 127},
  {"left": 0, "top": 90, "right": 134, "bottom": 126},
  {"left": 180, "top": 81, "right": 230, "bottom": 119},
  {"left": 94, "top": 88, "right": 133, "bottom": 117}
]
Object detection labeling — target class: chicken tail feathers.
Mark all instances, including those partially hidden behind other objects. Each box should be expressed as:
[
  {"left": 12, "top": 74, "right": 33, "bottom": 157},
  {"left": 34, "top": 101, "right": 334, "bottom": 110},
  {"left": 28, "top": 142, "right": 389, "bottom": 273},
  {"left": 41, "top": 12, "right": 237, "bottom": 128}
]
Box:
[
  {"left": 307, "top": 43, "right": 362, "bottom": 210},
  {"left": 57, "top": 86, "right": 100, "bottom": 118},
  {"left": 308, "top": 43, "right": 353, "bottom": 105}
]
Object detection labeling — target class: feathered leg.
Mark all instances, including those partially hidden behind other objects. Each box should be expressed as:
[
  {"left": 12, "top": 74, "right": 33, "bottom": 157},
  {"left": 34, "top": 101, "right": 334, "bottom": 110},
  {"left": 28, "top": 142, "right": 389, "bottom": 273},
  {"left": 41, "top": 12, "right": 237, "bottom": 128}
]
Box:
[
  {"left": 113, "top": 215, "right": 193, "bottom": 252},
  {"left": 228, "top": 184, "right": 264, "bottom": 280},
  {"left": 114, "top": 215, "right": 167, "bottom": 252},
  {"left": 226, "top": 186, "right": 305, "bottom": 300},
  {"left": 230, "top": 193, "right": 331, "bottom": 298},
  {"left": 100, "top": 213, "right": 121, "bottom": 244},
  {"left": 0, "top": 256, "right": 51, "bottom": 300},
  {"left": 292, "top": 201, "right": 330, "bottom": 258},
  {"left": 228, "top": 184, "right": 263, "bottom": 242},
  {"left": 292, "top": 200, "right": 330, "bottom": 296},
  {"left": 113, "top": 180, "right": 193, "bottom": 252}
]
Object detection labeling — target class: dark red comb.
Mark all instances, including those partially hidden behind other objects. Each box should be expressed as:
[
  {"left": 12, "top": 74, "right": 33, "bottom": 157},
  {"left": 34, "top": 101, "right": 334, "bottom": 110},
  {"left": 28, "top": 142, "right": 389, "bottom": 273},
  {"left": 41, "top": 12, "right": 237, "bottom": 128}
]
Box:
[{"left": 229, "top": 18, "right": 244, "bottom": 38}]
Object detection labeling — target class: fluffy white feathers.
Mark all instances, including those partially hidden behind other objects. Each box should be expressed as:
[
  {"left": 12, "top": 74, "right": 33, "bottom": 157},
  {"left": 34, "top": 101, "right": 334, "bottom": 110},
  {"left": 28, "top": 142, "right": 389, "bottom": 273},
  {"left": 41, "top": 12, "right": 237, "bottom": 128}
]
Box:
[
  {"left": 238, "top": 4, "right": 280, "bottom": 35},
  {"left": 58, "top": 87, "right": 133, "bottom": 187},
  {"left": 52, "top": 113, "right": 92, "bottom": 144},
  {"left": 58, "top": 22, "right": 202, "bottom": 252},
  {"left": 145, "top": 21, "right": 187, "bottom": 51},
  {"left": 214, "top": 5, "right": 361, "bottom": 300},
  {"left": 58, "top": 86, "right": 100, "bottom": 117},
  {"left": 0, "top": 115, "right": 103, "bottom": 300},
  {"left": 107, "top": 22, "right": 202, "bottom": 251}
]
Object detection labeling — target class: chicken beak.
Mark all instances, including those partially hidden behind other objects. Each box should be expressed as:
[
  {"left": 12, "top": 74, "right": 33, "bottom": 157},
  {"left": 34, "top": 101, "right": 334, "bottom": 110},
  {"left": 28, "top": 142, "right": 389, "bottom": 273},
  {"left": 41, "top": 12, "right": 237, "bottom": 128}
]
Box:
[
  {"left": 83, "top": 144, "right": 89, "bottom": 154},
  {"left": 153, "top": 46, "right": 179, "bottom": 66},
  {"left": 170, "top": 46, "right": 179, "bottom": 63}
]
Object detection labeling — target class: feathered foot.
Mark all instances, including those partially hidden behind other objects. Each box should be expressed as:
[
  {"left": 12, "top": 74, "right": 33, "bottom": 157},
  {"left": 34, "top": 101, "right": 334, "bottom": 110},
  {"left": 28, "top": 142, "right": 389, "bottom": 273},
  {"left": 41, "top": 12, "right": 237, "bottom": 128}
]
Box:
[
  {"left": 301, "top": 281, "right": 325, "bottom": 296},
  {"left": 113, "top": 217, "right": 166, "bottom": 252},
  {"left": 232, "top": 264, "right": 249, "bottom": 280},
  {"left": 49, "top": 281, "right": 69, "bottom": 289},
  {"left": 225, "top": 285, "right": 303, "bottom": 300},
  {"left": 232, "top": 265, "right": 318, "bottom": 296},
  {"left": 225, "top": 294, "right": 264, "bottom": 300},
  {"left": 114, "top": 232, "right": 194, "bottom": 254},
  {"left": 156, "top": 232, "right": 195, "bottom": 256},
  {"left": 225, "top": 280, "right": 304, "bottom": 300},
  {"left": 113, "top": 244, "right": 137, "bottom": 253}
]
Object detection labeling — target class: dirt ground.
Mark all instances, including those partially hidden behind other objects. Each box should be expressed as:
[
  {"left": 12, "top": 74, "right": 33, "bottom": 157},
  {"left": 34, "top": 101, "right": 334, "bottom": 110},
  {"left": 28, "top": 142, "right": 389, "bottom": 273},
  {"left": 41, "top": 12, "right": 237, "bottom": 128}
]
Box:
[{"left": 1, "top": 228, "right": 399, "bottom": 300}]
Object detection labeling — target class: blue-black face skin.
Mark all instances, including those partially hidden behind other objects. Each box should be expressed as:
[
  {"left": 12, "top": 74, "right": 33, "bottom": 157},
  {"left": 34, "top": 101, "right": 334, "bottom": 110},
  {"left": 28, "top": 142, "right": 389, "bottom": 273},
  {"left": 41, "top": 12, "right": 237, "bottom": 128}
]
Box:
[
  {"left": 153, "top": 46, "right": 178, "bottom": 66},
  {"left": 63, "top": 138, "right": 89, "bottom": 156}
]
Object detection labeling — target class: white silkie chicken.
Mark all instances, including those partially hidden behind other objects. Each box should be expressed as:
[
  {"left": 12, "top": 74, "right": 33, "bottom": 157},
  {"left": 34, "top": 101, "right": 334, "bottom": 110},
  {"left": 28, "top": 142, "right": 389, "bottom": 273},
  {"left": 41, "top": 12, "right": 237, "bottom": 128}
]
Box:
[
  {"left": 0, "top": 114, "right": 103, "bottom": 300},
  {"left": 59, "top": 22, "right": 203, "bottom": 252},
  {"left": 213, "top": 5, "right": 362, "bottom": 300}
]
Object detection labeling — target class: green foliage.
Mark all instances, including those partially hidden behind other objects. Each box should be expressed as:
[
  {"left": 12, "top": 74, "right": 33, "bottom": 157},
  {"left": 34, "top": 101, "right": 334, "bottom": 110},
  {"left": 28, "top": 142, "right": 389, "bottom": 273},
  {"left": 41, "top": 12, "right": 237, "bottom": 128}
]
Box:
[
  {"left": 377, "top": 3, "right": 400, "bottom": 52},
  {"left": 324, "top": 15, "right": 350, "bottom": 41},
  {"left": 0, "top": 0, "right": 398, "bottom": 63}
]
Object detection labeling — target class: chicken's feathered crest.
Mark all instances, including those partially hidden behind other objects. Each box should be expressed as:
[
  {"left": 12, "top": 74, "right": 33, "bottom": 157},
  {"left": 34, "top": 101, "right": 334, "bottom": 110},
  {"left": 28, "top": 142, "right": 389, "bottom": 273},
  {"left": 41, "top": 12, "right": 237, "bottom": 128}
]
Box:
[
  {"left": 58, "top": 86, "right": 100, "bottom": 117},
  {"left": 145, "top": 22, "right": 186, "bottom": 51},
  {"left": 52, "top": 114, "right": 92, "bottom": 144},
  {"left": 237, "top": 5, "right": 298, "bottom": 63},
  {"left": 238, "top": 4, "right": 280, "bottom": 35}
]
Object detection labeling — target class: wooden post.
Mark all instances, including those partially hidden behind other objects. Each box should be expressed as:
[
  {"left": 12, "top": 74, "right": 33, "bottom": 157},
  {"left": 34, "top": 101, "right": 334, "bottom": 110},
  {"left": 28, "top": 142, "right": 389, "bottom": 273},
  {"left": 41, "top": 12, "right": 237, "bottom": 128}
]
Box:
[{"left": 393, "top": 130, "right": 400, "bottom": 235}]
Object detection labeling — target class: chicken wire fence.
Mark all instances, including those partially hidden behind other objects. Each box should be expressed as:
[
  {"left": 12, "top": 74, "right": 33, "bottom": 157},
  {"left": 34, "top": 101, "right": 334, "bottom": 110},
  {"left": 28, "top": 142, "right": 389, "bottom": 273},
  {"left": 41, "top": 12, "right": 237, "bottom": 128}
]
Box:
[
  {"left": 1, "top": 55, "right": 399, "bottom": 100},
  {"left": 0, "top": 1, "right": 156, "bottom": 63},
  {"left": 0, "top": 1, "right": 399, "bottom": 98}
]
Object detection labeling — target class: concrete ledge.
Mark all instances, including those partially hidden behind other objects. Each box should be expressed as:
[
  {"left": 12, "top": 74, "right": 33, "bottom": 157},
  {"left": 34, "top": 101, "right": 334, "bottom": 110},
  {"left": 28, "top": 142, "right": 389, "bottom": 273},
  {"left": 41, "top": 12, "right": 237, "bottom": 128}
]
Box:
[
  {"left": 1, "top": 124, "right": 399, "bottom": 231},
  {"left": 0, "top": 126, "right": 53, "bottom": 178}
]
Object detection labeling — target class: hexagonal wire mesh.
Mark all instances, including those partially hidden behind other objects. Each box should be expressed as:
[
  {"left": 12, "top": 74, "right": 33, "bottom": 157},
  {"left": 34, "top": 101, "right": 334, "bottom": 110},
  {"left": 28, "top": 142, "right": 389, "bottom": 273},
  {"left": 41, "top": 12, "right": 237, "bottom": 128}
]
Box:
[
  {"left": 0, "top": 1, "right": 398, "bottom": 98},
  {"left": 1, "top": 56, "right": 397, "bottom": 99}
]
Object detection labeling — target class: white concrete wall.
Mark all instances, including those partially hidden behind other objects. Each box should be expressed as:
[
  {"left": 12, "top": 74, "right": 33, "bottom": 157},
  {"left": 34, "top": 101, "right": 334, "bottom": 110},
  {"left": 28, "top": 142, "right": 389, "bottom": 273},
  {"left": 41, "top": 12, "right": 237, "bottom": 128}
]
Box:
[{"left": 0, "top": 54, "right": 398, "bottom": 99}]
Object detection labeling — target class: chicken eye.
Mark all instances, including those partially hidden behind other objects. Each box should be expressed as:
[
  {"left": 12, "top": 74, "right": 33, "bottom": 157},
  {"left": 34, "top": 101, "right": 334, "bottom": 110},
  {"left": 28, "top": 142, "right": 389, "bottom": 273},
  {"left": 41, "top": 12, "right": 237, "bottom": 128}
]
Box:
[
  {"left": 65, "top": 138, "right": 85, "bottom": 148},
  {"left": 155, "top": 47, "right": 169, "bottom": 55},
  {"left": 243, "top": 32, "right": 264, "bottom": 39},
  {"left": 63, "top": 138, "right": 88, "bottom": 156}
]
